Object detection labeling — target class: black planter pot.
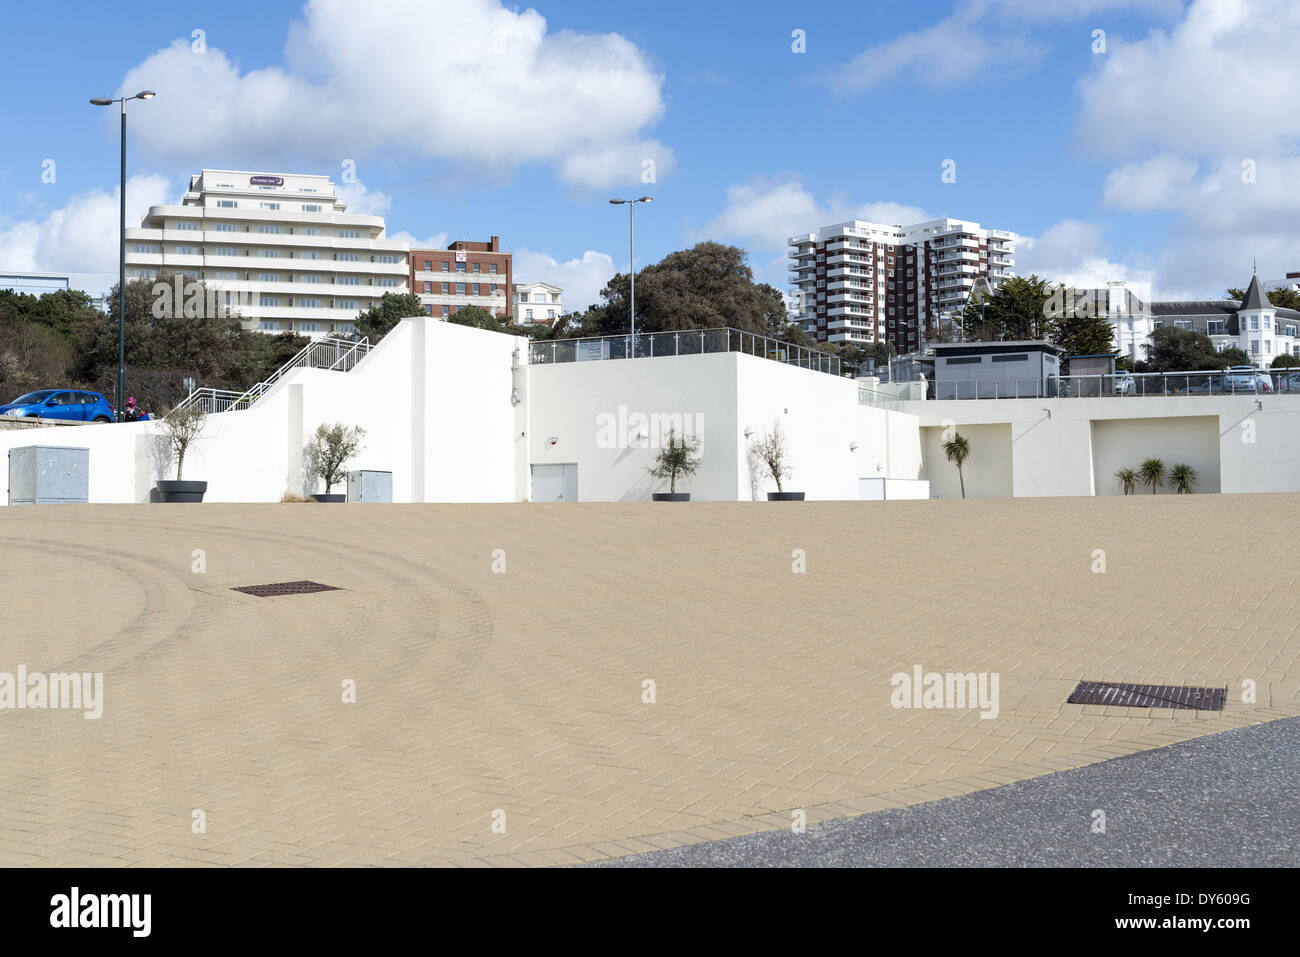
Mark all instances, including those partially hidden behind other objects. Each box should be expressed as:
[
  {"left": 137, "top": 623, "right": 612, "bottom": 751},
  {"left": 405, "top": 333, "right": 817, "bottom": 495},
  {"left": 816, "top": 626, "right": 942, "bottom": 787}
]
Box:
[
  {"left": 156, "top": 480, "right": 207, "bottom": 503},
  {"left": 312, "top": 493, "right": 346, "bottom": 503},
  {"left": 767, "top": 491, "right": 805, "bottom": 501},
  {"left": 652, "top": 492, "right": 691, "bottom": 502}
]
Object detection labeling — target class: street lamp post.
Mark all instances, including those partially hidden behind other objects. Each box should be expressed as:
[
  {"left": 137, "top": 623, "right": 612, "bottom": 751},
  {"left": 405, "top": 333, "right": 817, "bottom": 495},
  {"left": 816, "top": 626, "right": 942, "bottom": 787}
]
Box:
[
  {"left": 608, "top": 197, "right": 652, "bottom": 357},
  {"left": 90, "top": 90, "right": 156, "bottom": 421}
]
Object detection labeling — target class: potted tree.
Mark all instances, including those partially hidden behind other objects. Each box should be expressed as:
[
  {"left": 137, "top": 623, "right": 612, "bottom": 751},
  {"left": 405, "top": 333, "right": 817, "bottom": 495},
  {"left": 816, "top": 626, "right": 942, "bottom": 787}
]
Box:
[
  {"left": 307, "top": 422, "right": 366, "bottom": 502},
  {"left": 648, "top": 428, "right": 700, "bottom": 501},
  {"left": 155, "top": 403, "right": 209, "bottom": 503},
  {"left": 942, "top": 431, "right": 971, "bottom": 499},
  {"left": 752, "top": 421, "right": 803, "bottom": 500}
]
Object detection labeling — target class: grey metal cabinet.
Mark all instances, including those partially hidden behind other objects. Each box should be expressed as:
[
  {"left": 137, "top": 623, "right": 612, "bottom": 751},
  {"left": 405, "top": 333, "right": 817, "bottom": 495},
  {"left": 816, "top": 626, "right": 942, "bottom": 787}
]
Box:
[
  {"left": 8, "top": 445, "right": 90, "bottom": 505},
  {"left": 346, "top": 470, "right": 392, "bottom": 503}
]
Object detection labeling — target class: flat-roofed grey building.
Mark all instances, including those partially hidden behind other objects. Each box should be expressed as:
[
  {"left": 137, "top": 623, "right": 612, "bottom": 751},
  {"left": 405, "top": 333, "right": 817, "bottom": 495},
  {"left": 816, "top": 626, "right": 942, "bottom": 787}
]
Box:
[{"left": 931, "top": 340, "right": 1062, "bottom": 399}]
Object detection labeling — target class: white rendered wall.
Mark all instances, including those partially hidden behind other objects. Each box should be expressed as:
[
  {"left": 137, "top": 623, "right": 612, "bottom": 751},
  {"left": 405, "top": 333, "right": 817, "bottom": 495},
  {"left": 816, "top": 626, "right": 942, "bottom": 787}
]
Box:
[
  {"left": 528, "top": 351, "right": 923, "bottom": 502},
  {"left": 0, "top": 318, "right": 522, "bottom": 506},
  {"left": 905, "top": 395, "right": 1299, "bottom": 497}
]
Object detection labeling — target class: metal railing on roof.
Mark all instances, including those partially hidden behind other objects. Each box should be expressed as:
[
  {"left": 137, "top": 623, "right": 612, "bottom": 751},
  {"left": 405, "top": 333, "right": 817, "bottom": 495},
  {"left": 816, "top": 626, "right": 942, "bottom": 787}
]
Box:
[
  {"left": 924, "top": 368, "right": 1298, "bottom": 400},
  {"left": 173, "top": 335, "right": 372, "bottom": 415},
  {"left": 529, "top": 327, "right": 842, "bottom": 376}
]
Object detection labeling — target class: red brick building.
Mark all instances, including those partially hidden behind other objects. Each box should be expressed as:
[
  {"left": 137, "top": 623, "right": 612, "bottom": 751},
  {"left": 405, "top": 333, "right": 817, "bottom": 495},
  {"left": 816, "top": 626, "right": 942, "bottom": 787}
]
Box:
[{"left": 409, "top": 236, "right": 513, "bottom": 321}]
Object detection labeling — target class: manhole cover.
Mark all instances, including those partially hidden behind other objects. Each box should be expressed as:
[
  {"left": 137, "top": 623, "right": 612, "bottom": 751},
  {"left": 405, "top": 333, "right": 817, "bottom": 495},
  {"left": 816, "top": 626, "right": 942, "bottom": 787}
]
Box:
[
  {"left": 1067, "top": 681, "right": 1226, "bottom": 711},
  {"left": 232, "top": 580, "right": 341, "bottom": 598}
]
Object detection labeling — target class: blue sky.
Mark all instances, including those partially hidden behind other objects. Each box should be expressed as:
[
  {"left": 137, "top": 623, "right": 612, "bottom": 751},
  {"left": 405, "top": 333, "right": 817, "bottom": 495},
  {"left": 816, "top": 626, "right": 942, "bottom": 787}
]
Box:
[{"left": 2, "top": 0, "right": 1295, "bottom": 309}]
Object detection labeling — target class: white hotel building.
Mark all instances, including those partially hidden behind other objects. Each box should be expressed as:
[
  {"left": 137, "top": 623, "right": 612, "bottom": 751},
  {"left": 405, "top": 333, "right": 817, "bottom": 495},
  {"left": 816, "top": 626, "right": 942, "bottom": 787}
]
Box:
[
  {"left": 789, "top": 218, "right": 1016, "bottom": 352},
  {"left": 124, "top": 170, "right": 409, "bottom": 338}
]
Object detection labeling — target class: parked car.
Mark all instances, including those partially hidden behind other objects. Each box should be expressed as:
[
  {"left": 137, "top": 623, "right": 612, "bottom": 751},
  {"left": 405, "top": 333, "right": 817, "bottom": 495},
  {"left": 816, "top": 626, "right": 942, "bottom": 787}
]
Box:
[
  {"left": 1223, "top": 366, "right": 1274, "bottom": 393},
  {"left": 1185, "top": 376, "right": 1226, "bottom": 395},
  {"left": 1113, "top": 371, "right": 1136, "bottom": 395},
  {"left": 0, "top": 389, "right": 115, "bottom": 422},
  {"left": 1274, "top": 371, "right": 1300, "bottom": 393}
]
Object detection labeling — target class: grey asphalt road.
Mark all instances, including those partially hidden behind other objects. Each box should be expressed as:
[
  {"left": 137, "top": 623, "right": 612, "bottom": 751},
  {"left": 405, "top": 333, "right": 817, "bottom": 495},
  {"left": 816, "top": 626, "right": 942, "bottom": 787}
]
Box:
[{"left": 593, "top": 716, "right": 1300, "bottom": 867}]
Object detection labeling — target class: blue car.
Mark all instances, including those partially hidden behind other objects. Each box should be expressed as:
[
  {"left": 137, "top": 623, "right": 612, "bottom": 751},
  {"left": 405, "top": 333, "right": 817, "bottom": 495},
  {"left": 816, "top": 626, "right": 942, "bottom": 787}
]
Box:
[{"left": 0, "top": 389, "right": 115, "bottom": 423}]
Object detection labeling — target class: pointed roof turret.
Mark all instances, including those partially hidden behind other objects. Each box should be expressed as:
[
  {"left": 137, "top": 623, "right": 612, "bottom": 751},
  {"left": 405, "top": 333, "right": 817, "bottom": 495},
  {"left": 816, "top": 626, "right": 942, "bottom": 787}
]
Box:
[{"left": 1241, "top": 273, "right": 1272, "bottom": 311}]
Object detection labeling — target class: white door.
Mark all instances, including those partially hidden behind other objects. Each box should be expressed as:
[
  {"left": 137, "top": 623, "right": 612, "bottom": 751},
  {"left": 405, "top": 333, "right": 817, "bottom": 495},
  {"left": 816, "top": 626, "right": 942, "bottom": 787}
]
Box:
[
  {"left": 532, "top": 464, "right": 578, "bottom": 501},
  {"left": 859, "top": 478, "right": 885, "bottom": 500}
]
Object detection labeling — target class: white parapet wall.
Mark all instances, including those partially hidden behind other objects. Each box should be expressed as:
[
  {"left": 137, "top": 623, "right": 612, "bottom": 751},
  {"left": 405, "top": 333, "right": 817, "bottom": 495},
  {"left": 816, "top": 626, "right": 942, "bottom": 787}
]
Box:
[
  {"left": 528, "top": 350, "right": 923, "bottom": 501},
  {"left": 0, "top": 318, "right": 525, "bottom": 505},
  {"left": 905, "top": 394, "right": 1300, "bottom": 497}
]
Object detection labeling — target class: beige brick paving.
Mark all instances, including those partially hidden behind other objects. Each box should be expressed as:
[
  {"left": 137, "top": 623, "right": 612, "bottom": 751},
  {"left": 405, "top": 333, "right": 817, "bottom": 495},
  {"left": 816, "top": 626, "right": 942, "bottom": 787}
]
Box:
[{"left": 0, "top": 496, "right": 1297, "bottom": 866}]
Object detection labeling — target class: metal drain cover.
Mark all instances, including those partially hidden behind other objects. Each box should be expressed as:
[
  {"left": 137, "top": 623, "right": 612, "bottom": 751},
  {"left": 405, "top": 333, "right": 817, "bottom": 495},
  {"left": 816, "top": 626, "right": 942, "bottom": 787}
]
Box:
[
  {"left": 232, "top": 580, "right": 341, "bottom": 598},
  {"left": 1067, "top": 681, "right": 1226, "bottom": 711}
]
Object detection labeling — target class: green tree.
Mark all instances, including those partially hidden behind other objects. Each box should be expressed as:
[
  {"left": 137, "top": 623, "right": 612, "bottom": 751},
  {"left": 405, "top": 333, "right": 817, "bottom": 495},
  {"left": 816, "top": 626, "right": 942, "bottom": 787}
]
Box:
[
  {"left": 955, "top": 275, "right": 1054, "bottom": 341},
  {"left": 1049, "top": 287, "right": 1116, "bottom": 369},
  {"left": 1227, "top": 286, "right": 1300, "bottom": 310},
  {"left": 647, "top": 428, "right": 701, "bottom": 494},
  {"left": 307, "top": 422, "right": 367, "bottom": 494},
  {"left": 578, "top": 242, "right": 790, "bottom": 337},
  {"left": 356, "top": 292, "right": 423, "bottom": 342},
  {"left": 448, "top": 304, "right": 502, "bottom": 331},
  {"left": 1115, "top": 467, "right": 1137, "bottom": 495},
  {"left": 1270, "top": 353, "right": 1300, "bottom": 369},
  {"left": 1143, "top": 327, "right": 1225, "bottom": 372},
  {"left": 943, "top": 432, "right": 972, "bottom": 498},
  {"left": 1139, "top": 457, "right": 1166, "bottom": 494},
  {"left": 1218, "top": 346, "right": 1250, "bottom": 367}
]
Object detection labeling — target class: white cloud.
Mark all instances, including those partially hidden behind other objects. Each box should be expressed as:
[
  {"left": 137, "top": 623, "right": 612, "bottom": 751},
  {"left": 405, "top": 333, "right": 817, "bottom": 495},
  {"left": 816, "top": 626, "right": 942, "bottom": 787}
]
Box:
[
  {"left": 1101, "top": 154, "right": 1199, "bottom": 210},
  {"left": 699, "top": 177, "right": 931, "bottom": 250},
  {"left": 1017, "top": 219, "right": 1156, "bottom": 289},
  {"left": 1077, "top": 0, "right": 1300, "bottom": 157},
  {"left": 513, "top": 248, "right": 618, "bottom": 313},
  {"left": 0, "top": 175, "right": 173, "bottom": 275},
  {"left": 1069, "top": 1, "right": 1300, "bottom": 297},
  {"left": 830, "top": 8, "right": 1043, "bottom": 92},
  {"left": 335, "top": 179, "right": 392, "bottom": 217},
  {"left": 825, "top": 0, "right": 1179, "bottom": 94},
  {"left": 115, "top": 0, "right": 672, "bottom": 188},
  {"left": 389, "top": 230, "right": 449, "bottom": 251}
]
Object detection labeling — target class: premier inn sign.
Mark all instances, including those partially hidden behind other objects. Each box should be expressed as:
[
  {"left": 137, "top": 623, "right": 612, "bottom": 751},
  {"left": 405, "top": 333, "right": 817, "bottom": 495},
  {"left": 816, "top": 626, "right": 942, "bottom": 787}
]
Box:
[{"left": 249, "top": 175, "right": 284, "bottom": 186}]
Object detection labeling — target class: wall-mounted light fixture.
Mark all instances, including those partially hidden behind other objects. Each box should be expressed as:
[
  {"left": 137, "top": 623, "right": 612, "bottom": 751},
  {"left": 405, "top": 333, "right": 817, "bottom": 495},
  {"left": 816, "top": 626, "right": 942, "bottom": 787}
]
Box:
[
  {"left": 849, "top": 441, "right": 859, "bottom": 452},
  {"left": 1256, "top": 399, "right": 1263, "bottom": 411},
  {"left": 1042, "top": 407, "right": 1052, "bottom": 419},
  {"left": 743, "top": 425, "right": 754, "bottom": 439}
]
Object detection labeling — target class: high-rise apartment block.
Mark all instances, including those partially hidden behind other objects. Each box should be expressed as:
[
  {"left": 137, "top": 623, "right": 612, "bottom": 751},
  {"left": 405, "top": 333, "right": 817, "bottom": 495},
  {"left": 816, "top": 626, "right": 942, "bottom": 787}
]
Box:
[
  {"left": 788, "top": 218, "right": 1016, "bottom": 352},
  {"left": 124, "top": 170, "right": 409, "bottom": 338}
]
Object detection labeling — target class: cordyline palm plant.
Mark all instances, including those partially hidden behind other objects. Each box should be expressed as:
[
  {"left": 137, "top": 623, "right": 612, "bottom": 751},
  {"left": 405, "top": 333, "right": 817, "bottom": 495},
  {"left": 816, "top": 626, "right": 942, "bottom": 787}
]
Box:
[
  {"left": 1170, "top": 462, "right": 1198, "bottom": 494},
  {"left": 1115, "top": 467, "right": 1137, "bottom": 495},
  {"left": 648, "top": 428, "right": 701, "bottom": 494},
  {"left": 1139, "top": 457, "right": 1165, "bottom": 494},
  {"left": 942, "top": 431, "right": 972, "bottom": 498}
]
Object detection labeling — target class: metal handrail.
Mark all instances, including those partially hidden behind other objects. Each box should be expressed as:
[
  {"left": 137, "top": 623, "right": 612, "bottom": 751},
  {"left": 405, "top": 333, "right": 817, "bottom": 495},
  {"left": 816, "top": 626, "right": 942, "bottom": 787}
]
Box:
[
  {"left": 924, "top": 367, "right": 1292, "bottom": 400},
  {"left": 528, "top": 327, "right": 842, "bottom": 377},
  {"left": 174, "top": 335, "right": 371, "bottom": 414}
]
